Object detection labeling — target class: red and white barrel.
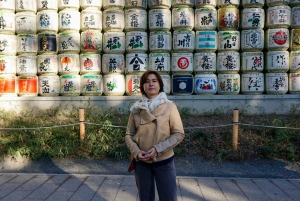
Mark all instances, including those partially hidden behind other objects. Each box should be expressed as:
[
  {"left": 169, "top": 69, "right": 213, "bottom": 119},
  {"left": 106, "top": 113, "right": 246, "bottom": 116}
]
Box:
[
  {"left": 0, "top": 10, "right": 15, "bottom": 35},
  {"left": 15, "top": 12, "right": 37, "bottom": 34},
  {"left": 125, "top": 8, "right": 147, "bottom": 32},
  {"left": 148, "top": 9, "right": 171, "bottom": 31},
  {"left": 289, "top": 73, "right": 300, "bottom": 94},
  {"left": 125, "top": 0, "right": 147, "bottom": 9},
  {"left": 265, "top": 73, "right": 288, "bottom": 94},
  {"left": 148, "top": 0, "right": 171, "bottom": 9},
  {"left": 218, "top": 31, "right": 240, "bottom": 52},
  {"left": 81, "top": 74, "right": 103, "bottom": 96},
  {"left": 217, "top": 51, "right": 240, "bottom": 74},
  {"left": 195, "top": 0, "right": 216, "bottom": 8},
  {"left": 0, "top": 74, "right": 17, "bottom": 97},
  {"left": 173, "top": 30, "right": 195, "bottom": 53},
  {"left": 38, "top": 74, "right": 60, "bottom": 96},
  {"left": 241, "top": 52, "right": 264, "bottom": 73},
  {"left": 58, "top": 9, "right": 80, "bottom": 32},
  {"left": 148, "top": 53, "right": 171, "bottom": 74},
  {"left": 195, "top": 31, "right": 218, "bottom": 52},
  {"left": 194, "top": 52, "right": 216, "bottom": 74},
  {"left": 266, "top": 6, "right": 291, "bottom": 29},
  {"left": 37, "top": 0, "right": 58, "bottom": 11},
  {"left": 125, "top": 31, "right": 148, "bottom": 53},
  {"left": 0, "top": 55, "right": 17, "bottom": 75},
  {"left": 149, "top": 31, "right": 172, "bottom": 53},
  {"left": 195, "top": 7, "right": 217, "bottom": 31},
  {"left": 80, "top": 7, "right": 102, "bottom": 32},
  {"left": 102, "top": 54, "right": 125, "bottom": 74},
  {"left": 194, "top": 74, "right": 217, "bottom": 95},
  {"left": 17, "top": 74, "right": 38, "bottom": 96},
  {"left": 58, "top": 53, "right": 80, "bottom": 75},
  {"left": 103, "top": 0, "right": 125, "bottom": 9},
  {"left": 0, "top": 34, "right": 17, "bottom": 56},
  {"left": 16, "top": 0, "right": 37, "bottom": 13},
  {"left": 241, "top": 29, "right": 264, "bottom": 52},
  {"left": 290, "top": 51, "right": 300, "bottom": 73},
  {"left": 172, "top": 7, "right": 194, "bottom": 31},
  {"left": 241, "top": 73, "right": 264, "bottom": 94},
  {"left": 58, "top": 0, "right": 80, "bottom": 10},
  {"left": 80, "top": 30, "right": 102, "bottom": 53},
  {"left": 102, "top": 8, "right": 124, "bottom": 32},
  {"left": 16, "top": 56, "right": 37, "bottom": 75},
  {"left": 125, "top": 53, "right": 148, "bottom": 74},
  {"left": 36, "top": 10, "right": 58, "bottom": 33},
  {"left": 103, "top": 74, "right": 125, "bottom": 96},
  {"left": 80, "top": 53, "right": 101, "bottom": 75},
  {"left": 126, "top": 74, "right": 142, "bottom": 96},
  {"left": 218, "top": 7, "right": 239, "bottom": 30},
  {"left": 103, "top": 31, "right": 125, "bottom": 54},
  {"left": 58, "top": 31, "right": 80, "bottom": 54},
  {"left": 172, "top": 53, "right": 193, "bottom": 74},
  {"left": 37, "top": 54, "right": 58, "bottom": 75},
  {"left": 265, "top": 28, "right": 289, "bottom": 51},
  {"left": 80, "top": 0, "right": 102, "bottom": 10},
  {"left": 265, "top": 51, "right": 289, "bottom": 73},
  {"left": 60, "top": 74, "right": 81, "bottom": 96},
  {"left": 241, "top": 8, "right": 265, "bottom": 30},
  {"left": 241, "top": 0, "right": 264, "bottom": 8},
  {"left": 17, "top": 34, "right": 38, "bottom": 55},
  {"left": 217, "top": 74, "right": 240, "bottom": 95},
  {"left": 161, "top": 74, "right": 171, "bottom": 95}
]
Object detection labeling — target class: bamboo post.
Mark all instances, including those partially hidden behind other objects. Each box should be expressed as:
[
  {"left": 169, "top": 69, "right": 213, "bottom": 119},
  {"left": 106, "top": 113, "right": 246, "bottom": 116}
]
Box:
[
  {"left": 79, "top": 108, "right": 85, "bottom": 141},
  {"left": 232, "top": 109, "right": 239, "bottom": 151}
]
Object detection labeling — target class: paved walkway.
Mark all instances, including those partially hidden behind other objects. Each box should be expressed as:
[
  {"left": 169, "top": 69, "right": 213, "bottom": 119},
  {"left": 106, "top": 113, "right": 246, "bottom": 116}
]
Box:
[{"left": 0, "top": 173, "right": 299, "bottom": 201}]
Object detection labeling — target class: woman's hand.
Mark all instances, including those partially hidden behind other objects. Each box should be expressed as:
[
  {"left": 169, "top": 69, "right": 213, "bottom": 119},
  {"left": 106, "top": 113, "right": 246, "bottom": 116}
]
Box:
[{"left": 138, "top": 147, "right": 157, "bottom": 161}]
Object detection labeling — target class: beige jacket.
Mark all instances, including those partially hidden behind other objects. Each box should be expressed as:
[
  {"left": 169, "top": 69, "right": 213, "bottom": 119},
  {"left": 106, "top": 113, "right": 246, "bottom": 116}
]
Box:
[{"left": 125, "top": 102, "right": 185, "bottom": 162}]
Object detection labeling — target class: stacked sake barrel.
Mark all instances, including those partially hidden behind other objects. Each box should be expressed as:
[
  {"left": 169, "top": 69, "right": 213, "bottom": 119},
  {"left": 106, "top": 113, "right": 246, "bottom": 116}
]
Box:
[
  {"left": 240, "top": 0, "right": 265, "bottom": 94},
  {"left": 216, "top": 0, "right": 240, "bottom": 95},
  {"left": 102, "top": 1, "right": 125, "bottom": 96},
  {"left": 194, "top": 0, "right": 218, "bottom": 95},
  {"left": 264, "top": 0, "right": 290, "bottom": 94},
  {"left": 0, "top": 1, "right": 17, "bottom": 97},
  {"left": 148, "top": 0, "right": 172, "bottom": 95}
]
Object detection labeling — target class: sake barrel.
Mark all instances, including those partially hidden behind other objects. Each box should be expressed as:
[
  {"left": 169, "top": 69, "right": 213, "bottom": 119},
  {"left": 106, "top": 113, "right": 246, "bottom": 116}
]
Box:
[
  {"left": 36, "top": 10, "right": 58, "bottom": 33},
  {"left": 161, "top": 74, "right": 171, "bottom": 95},
  {"left": 80, "top": 0, "right": 102, "bottom": 10},
  {"left": 290, "top": 29, "right": 300, "bottom": 51},
  {"left": 125, "top": 0, "right": 147, "bottom": 9},
  {"left": 148, "top": 0, "right": 171, "bottom": 9},
  {"left": 172, "top": 52, "right": 193, "bottom": 74},
  {"left": 172, "top": 7, "right": 194, "bottom": 31},
  {"left": 241, "top": 29, "right": 264, "bottom": 52},
  {"left": 265, "top": 28, "right": 289, "bottom": 51},
  {"left": 58, "top": 53, "right": 80, "bottom": 75},
  {"left": 58, "top": 0, "right": 80, "bottom": 10},
  {"left": 289, "top": 73, "right": 300, "bottom": 94},
  {"left": 217, "top": 73, "right": 240, "bottom": 95},
  {"left": 218, "top": 0, "right": 239, "bottom": 7},
  {"left": 194, "top": 52, "right": 216, "bottom": 74},
  {"left": 102, "top": 54, "right": 125, "bottom": 74},
  {"left": 60, "top": 74, "right": 81, "bottom": 96},
  {"left": 15, "top": 12, "right": 37, "bottom": 34},
  {"left": 37, "top": 54, "right": 58, "bottom": 75},
  {"left": 0, "top": 55, "right": 17, "bottom": 75},
  {"left": 266, "top": 0, "right": 289, "bottom": 7},
  {"left": 241, "top": 8, "right": 265, "bottom": 30},
  {"left": 241, "top": 73, "right": 264, "bottom": 94},
  {"left": 172, "top": 74, "right": 194, "bottom": 95},
  {"left": 125, "top": 53, "right": 148, "bottom": 74},
  {"left": 149, "top": 30, "right": 172, "bottom": 53},
  {"left": 80, "top": 53, "right": 101, "bottom": 75},
  {"left": 125, "top": 74, "right": 142, "bottom": 96},
  {"left": 148, "top": 52, "right": 171, "bottom": 74},
  {"left": 103, "top": 31, "right": 125, "bottom": 54},
  {"left": 58, "top": 9, "right": 80, "bottom": 32},
  {"left": 17, "top": 34, "right": 38, "bottom": 55},
  {"left": 195, "top": 31, "right": 218, "bottom": 52},
  {"left": 15, "top": 0, "right": 37, "bottom": 13},
  {"left": 58, "top": 31, "right": 80, "bottom": 54},
  {"left": 195, "top": 0, "right": 216, "bottom": 8},
  {"left": 102, "top": 8, "right": 124, "bottom": 32},
  {"left": 125, "top": 8, "right": 147, "bottom": 32},
  {"left": 103, "top": 0, "right": 125, "bottom": 9},
  {"left": 0, "top": 0, "right": 15, "bottom": 11},
  {"left": 171, "top": 0, "right": 194, "bottom": 7},
  {"left": 0, "top": 74, "right": 17, "bottom": 97},
  {"left": 125, "top": 31, "right": 148, "bottom": 53},
  {"left": 0, "top": 34, "right": 17, "bottom": 56},
  {"left": 194, "top": 74, "right": 217, "bottom": 95},
  {"left": 80, "top": 30, "right": 102, "bottom": 53},
  {"left": 37, "top": 0, "right": 58, "bottom": 11},
  {"left": 80, "top": 7, "right": 102, "bottom": 31},
  {"left": 148, "top": 9, "right": 171, "bottom": 31},
  {"left": 218, "top": 7, "right": 239, "bottom": 31},
  {"left": 265, "top": 51, "right": 289, "bottom": 73},
  {"left": 37, "top": 33, "right": 57, "bottom": 54},
  {"left": 241, "top": 52, "right": 264, "bottom": 73},
  {"left": 195, "top": 7, "right": 217, "bottom": 31},
  {"left": 292, "top": 7, "right": 300, "bottom": 29},
  {"left": 17, "top": 74, "right": 38, "bottom": 96},
  {"left": 241, "top": 0, "right": 264, "bottom": 8},
  {"left": 38, "top": 74, "right": 60, "bottom": 96},
  {"left": 16, "top": 55, "right": 37, "bottom": 75},
  {"left": 291, "top": 0, "right": 300, "bottom": 7},
  {"left": 173, "top": 30, "right": 195, "bottom": 53},
  {"left": 217, "top": 51, "right": 240, "bottom": 74},
  {"left": 0, "top": 10, "right": 15, "bottom": 35},
  {"left": 103, "top": 74, "right": 125, "bottom": 96},
  {"left": 265, "top": 73, "right": 288, "bottom": 94},
  {"left": 266, "top": 6, "right": 291, "bottom": 29},
  {"left": 81, "top": 74, "right": 103, "bottom": 96},
  {"left": 290, "top": 51, "right": 300, "bottom": 73},
  {"left": 218, "top": 31, "right": 240, "bottom": 52}
]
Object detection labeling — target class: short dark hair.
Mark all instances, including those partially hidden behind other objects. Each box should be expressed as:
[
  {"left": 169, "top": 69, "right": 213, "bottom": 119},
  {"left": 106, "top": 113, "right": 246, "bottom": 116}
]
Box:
[{"left": 140, "top": 70, "right": 164, "bottom": 95}]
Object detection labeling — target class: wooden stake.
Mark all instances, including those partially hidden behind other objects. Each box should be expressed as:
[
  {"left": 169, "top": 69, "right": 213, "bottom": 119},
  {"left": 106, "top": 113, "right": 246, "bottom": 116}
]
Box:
[
  {"left": 79, "top": 108, "right": 85, "bottom": 141},
  {"left": 232, "top": 109, "right": 239, "bottom": 151}
]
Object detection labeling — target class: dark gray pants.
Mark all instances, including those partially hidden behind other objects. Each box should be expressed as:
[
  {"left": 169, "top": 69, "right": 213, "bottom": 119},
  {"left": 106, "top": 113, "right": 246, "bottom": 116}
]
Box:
[{"left": 135, "top": 158, "right": 177, "bottom": 201}]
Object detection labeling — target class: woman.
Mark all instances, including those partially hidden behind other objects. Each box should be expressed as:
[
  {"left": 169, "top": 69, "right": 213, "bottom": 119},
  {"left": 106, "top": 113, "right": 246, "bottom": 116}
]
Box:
[{"left": 125, "top": 70, "right": 185, "bottom": 201}]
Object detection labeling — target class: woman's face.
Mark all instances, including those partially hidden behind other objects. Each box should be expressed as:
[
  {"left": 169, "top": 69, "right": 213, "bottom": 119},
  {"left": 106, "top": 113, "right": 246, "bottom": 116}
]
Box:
[{"left": 143, "top": 73, "right": 160, "bottom": 99}]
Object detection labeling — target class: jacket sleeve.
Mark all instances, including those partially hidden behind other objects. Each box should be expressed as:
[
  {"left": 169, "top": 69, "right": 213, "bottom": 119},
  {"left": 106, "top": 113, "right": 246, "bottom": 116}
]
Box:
[
  {"left": 153, "top": 103, "right": 185, "bottom": 156},
  {"left": 124, "top": 112, "right": 141, "bottom": 159}
]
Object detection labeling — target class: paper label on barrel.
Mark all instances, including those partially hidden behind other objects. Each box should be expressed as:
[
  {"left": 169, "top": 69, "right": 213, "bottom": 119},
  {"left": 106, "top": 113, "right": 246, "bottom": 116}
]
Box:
[
  {"left": 149, "top": 53, "right": 170, "bottom": 72},
  {"left": 195, "top": 8, "right": 217, "bottom": 30},
  {"left": 81, "top": 11, "right": 102, "bottom": 30},
  {"left": 242, "top": 52, "right": 264, "bottom": 72},
  {"left": 196, "top": 31, "right": 217, "bottom": 51},
  {"left": 103, "top": 10, "right": 124, "bottom": 30},
  {"left": 194, "top": 53, "right": 216, "bottom": 72},
  {"left": 268, "top": 7, "right": 291, "bottom": 27},
  {"left": 150, "top": 32, "right": 171, "bottom": 52},
  {"left": 172, "top": 8, "right": 194, "bottom": 30},
  {"left": 267, "top": 51, "right": 289, "bottom": 71},
  {"left": 126, "top": 54, "right": 148, "bottom": 72},
  {"left": 17, "top": 35, "right": 38, "bottom": 53},
  {"left": 266, "top": 73, "right": 288, "bottom": 92},
  {"left": 195, "top": 76, "right": 217, "bottom": 94},
  {"left": 218, "top": 75, "right": 240, "bottom": 94},
  {"left": 17, "top": 57, "right": 37, "bottom": 74},
  {"left": 58, "top": 34, "right": 80, "bottom": 52},
  {"left": 292, "top": 8, "right": 300, "bottom": 28},
  {"left": 218, "top": 31, "right": 240, "bottom": 51},
  {"left": 0, "top": 75, "right": 16, "bottom": 94},
  {"left": 125, "top": 9, "right": 147, "bottom": 31},
  {"left": 149, "top": 9, "right": 171, "bottom": 30},
  {"left": 38, "top": 55, "right": 58, "bottom": 74},
  {"left": 242, "top": 9, "right": 264, "bottom": 29},
  {"left": 38, "top": 34, "right": 57, "bottom": 53},
  {"left": 126, "top": 32, "right": 148, "bottom": 52},
  {"left": 173, "top": 31, "right": 194, "bottom": 52},
  {"left": 217, "top": 52, "right": 240, "bottom": 73},
  {"left": 172, "top": 75, "right": 193, "bottom": 94},
  {"left": 39, "top": 76, "right": 60, "bottom": 95},
  {"left": 102, "top": 54, "right": 124, "bottom": 74},
  {"left": 16, "top": 14, "right": 36, "bottom": 33},
  {"left": 60, "top": 75, "right": 81, "bottom": 94},
  {"left": 103, "top": 32, "right": 125, "bottom": 53},
  {"left": 242, "top": 74, "right": 264, "bottom": 93}
]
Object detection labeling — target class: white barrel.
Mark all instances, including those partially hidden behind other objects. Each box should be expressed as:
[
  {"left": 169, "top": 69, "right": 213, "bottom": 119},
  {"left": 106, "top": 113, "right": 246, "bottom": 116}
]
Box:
[
  {"left": 148, "top": 0, "right": 171, "bottom": 9},
  {"left": 161, "top": 74, "right": 171, "bottom": 94},
  {"left": 125, "top": 31, "right": 148, "bottom": 53},
  {"left": 217, "top": 51, "right": 240, "bottom": 74},
  {"left": 194, "top": 74, "right": 217, "bottom": 95},
  {"left": 38, "top": 74, "right": 60, "bottom": 96},
  {"left": 241, "top": 8, "right": 265, "bottom": 29},
  {"left": 289, "top": 73, "right": 300, "bottom": 94},
  {"left": 172, "top": 74, "right": 194, "bottom": 95},
  {"left": 37, "top": 0, "right": 58, "bottom": 11},
  {"left": 125, "top": 9, "right": 147, "bottom": 32},
  {"left": 102, "top": 8, "right": 124, "bottom": 32},
  {"left": 102, "top": 54, "right": 125, "bottom": 74},
  {"left": 0, "top": 74, "right": 17, "bottom": 97},
  {"left": 172, "top": 53, "right": 193, "bottom": 74},
  {"left": 195, "top": 0, "right": 216, "bottom": 7},
  {"left": 103, "top": 0, "right": 125, "bottom": 9},
  {"left": 265, "top": 28, "right": 289, "bottom": 51},
  {"left": 241, "top": 0, "right": 264, "bottom": 8},
  {"left": 80, "top": 0, "right": 102, "bottom": 10},
  {"left": 17, "top": 75, "right": 38, "bottom": 96},
  {"left": 0, "top": 55, "right": 16, "bottom": 75},
  {"left": 218, "top": 0, "right": 239, "bottom": 7},
  {"left": 266, "top": 6, "right": 291, "bottom": 29},
  {"left": 292, "top": 7, "right": 300, "bottom": 29},
  {"left": 149, "top": 52, "right": 170, "bottom": 74},
  {"left": 58, "top": 0, "right": 80, "bottom": 10},
  {"left": 125, "top": 74, "right": 142, "bottom": 96},
  {"left": 37, "top": 54, "right": 58, "bottom": 75},
  {"left": 80, "top": 53, "right": 101, "bottom": 74},
  {"left": 37, "top": 10, "right": 58, "bottom": 33},
  {"left": 58, "top": 31, "right": 80, "bottom": 54},
  {"left": 265, "top": 73, "right": 288, "bottom": 94},
  {"left": 290, "top": 51, "right": 300, "bottom": 73},
  {"left": 125, "top": 53, "right": 148, "bottom": 74},
  {"left": 16, "top": 0, "right": 37, "bottom": 13},
  {"left": 0, "top": 34, "right": 17, "bottom": 56},
  {"left": 125, "top": 0, "right": 147, "bottom": 9},
  {"left": 241, "top": 29, "right": 264, "bottom": 52},
  {"left": 60, "top": 74, "right": 81, "bottom": 96},
  {"left": 149, "top": 31, "right": 172, "bottom": 53},
  {"left": 103, "top": 74, "right": 125, "bottom": 96},
  {"left": 81, "top": 74, "right": 103, "bottom": 96},
  {"left": 103, "top": 31, "right": 125, "bottom": 54},
  {"left": 266, "top": 0, "right": 289, "bottom": 7},
  {"left": 291, "top": 0, "right": 300, "bottom": 7},
  {"left": 218, "top": 31, "right": 240, "bottom": 52},
  {"left": 241, "top": 73, "right": 264, "bottom": 94},
  {"left": 241, "top": 52, "right": 264, "bottom": 73},
  {"left": 17, "top": 34, "right": 38, "bottom": 55},
  {"left": 148, "top": 9, "right": 171, "bottom": 31},
  {"left": 16, "top": 55, "right": 37, "bottom": 75},
  {"left": 195, "top": 7, "right": 217, "bottom": 31},
  {"left": 80, "top": 7, "right": 102, "bottom": 31},
  {"left": 173, "top": 30, "right": 195, "bottom": 53},
  {"left": 218, "top": 7, "right": 239, "bottom": 30},
  {"left": 80, "top": 30, "right": 102, "bottom": 53},
  {"left": 195, "top": 31, "right": 218, "bottom": 52},
  {"left": 0, "top": 10, "right": 15, "bottom": 34},
  {"left": 0, "top": 0, "right": 15, "bottom": 11},
  {"left": 290, "top": 29, "right": 300, "bottom": 51},
  {"left": 217, "top": 73, "right": 240, "bottom": 95},
  {"left": 172, "top": 0, "right": 194, "bottom": 7},
  {"left": 194, "top": 52, "right": 216, "bottom": 74},
  {"left": 58, "top": 53, "right": 80, "bottom": 75},
  {"left": 58, "top": 9, "right": 80, "bottom": 32},
  {"left": 265, "top": 51, "right": 289, "bottom": 73},
  {"left": 37, "top": 33, "right": 57, "bottom": 54},
  {"left": 15, "top": 12, "right": 37, "bottom": 34},
  {"left": 172, "top": 8, "right": 194, "bottom": 31}
]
